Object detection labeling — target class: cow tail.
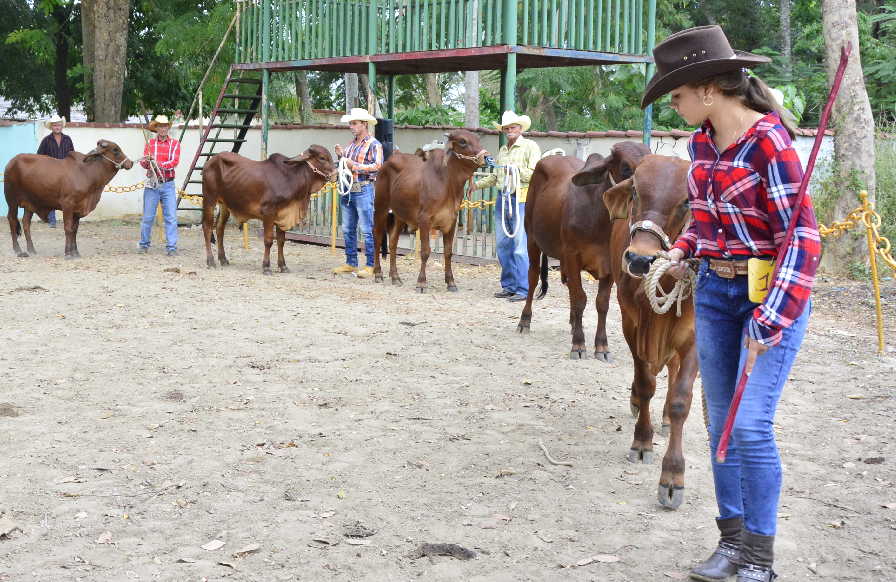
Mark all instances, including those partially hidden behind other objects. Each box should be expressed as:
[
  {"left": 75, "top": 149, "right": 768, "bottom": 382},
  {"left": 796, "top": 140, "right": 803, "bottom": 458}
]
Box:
[{"left": 535, "top": 252, "right": 549, "bottom": 299}]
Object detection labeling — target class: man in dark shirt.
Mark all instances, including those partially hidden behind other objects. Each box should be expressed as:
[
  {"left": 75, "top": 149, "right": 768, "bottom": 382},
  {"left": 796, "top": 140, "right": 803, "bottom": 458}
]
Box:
[{"left": 36, "top": 115, "right": 75, "bottom": 227}]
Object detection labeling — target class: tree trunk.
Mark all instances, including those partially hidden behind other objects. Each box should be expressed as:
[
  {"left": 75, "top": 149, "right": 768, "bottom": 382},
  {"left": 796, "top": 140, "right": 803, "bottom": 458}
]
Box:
[
  {"left": 821, "top": 0, "right": 877, "bottom": 271},
  {"left": 425, "top": 74, "right": 442, "bottom": 107},
  {"left": 89, "top": 0, "right": 129, "bottom": 121},
  {"left": 464, "top": 71, "right": 480, "bottom": 128},
  {"left": 345, "top": 73, "right": 359, "bottom": 111},
  {"left": 52, "top": 4, "right": 72, "bottom": 120},
  {"left": 294, "top": 71, "right": 312, "bottom": 123},
  {"left": 81, "top": 0, "right": 95, "bottom": 120},
  {"left": 780, "top": 0, "right": 792, "bottom": 82}
]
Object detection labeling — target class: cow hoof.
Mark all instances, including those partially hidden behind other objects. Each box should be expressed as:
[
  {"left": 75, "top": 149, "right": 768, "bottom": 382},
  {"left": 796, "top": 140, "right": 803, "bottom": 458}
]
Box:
[
  {"left": 27, "top": 248, "right": 37, "bottom": 255},
  {"left": 447, "top": 284, "right": 458, "bottom": 292},
  {"left": 627, "top": 448, "right": 654, "bottom": 464},
  {"left": 220, "top": 258, "right": 230, "bottom": 266},
  {"left": 263, "top": 269, "right": 273, "bottom": 276},
  {"left": 594, "top": 351, "right": 612, "bottom": 363},
  {"left": 630, "top": 403, "right": 639, "bottom": 417},
  {"left": 569, "top": 349, "right": 587, "bottom": 360},
  {"left": 16, "top": 252, "right": 29, "bottom": 258},
  {"left": 207, "top": 262, "right": 217, "bottom": 269},
  {"left": 391, "top": 278, "right": 402, "bottom": 286},
  {"left": 375, "top": 275, "right": 383, "bottom": 283},
  {"left": 64, "top": 254, "right": 77, "bottom": 261},
  {"left": 416, "top": 286, "right": 426, "bottom": 293},
  {"left": 280, "top": 266, "right": 290, "bottom": 273},
  {"left": 517, "top": 323, "right": 530, "bottom": 334},
  {"left": 657, "top": 484, "right": 685, "bottom": 509}
]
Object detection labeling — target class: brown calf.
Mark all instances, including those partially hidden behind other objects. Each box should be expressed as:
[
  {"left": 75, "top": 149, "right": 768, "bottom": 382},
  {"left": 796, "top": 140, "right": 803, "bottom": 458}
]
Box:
[
  {"left": 373, "top": 130, "right": 487, "bottom": 292},
  {"left": 516, "top": 142, "right": 650, "bottom": 360},
  {"left": 4, "top": 140, "right": 134, "bottom": 258},
  {"left": 201, "top": 146, "right": 336, "bottom": 274},
  {"left": 573, "top": 154, "right": 696, "bottom": 509}
]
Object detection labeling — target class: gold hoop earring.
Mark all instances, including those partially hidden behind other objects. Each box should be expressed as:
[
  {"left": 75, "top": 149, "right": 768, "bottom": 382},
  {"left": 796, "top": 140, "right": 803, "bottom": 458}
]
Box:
[{"left": 702, "top": 94, "right": 714, "bottom": 107}]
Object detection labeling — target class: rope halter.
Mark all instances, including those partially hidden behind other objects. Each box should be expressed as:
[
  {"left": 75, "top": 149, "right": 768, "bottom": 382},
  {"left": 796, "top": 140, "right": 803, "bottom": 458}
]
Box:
[
  {"left": 643, "top": 252, "right": 698, "bottom": 317},
  {"left": 451, "top": 148, "right": 487, "bottom": 165},
  {"left": 306, "top": 159, "right": 331, "bottom": 180},
  {"left": 101, "top": 153, "right": 132, "bottom": 170}
]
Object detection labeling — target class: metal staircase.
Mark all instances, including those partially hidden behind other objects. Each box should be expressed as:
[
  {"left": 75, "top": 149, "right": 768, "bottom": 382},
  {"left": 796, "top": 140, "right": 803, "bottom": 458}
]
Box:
[{"left": 176, "top": 68, "right": 263, "bottom": 210}]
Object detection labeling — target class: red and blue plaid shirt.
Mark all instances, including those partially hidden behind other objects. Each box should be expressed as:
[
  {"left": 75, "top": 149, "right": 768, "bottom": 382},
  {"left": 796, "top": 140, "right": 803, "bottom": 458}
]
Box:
[
  {"left": 672, "top": 112, "right": 820, "bottom": 347},
  {"left": 342, "top": 135, "right": 383, "bottom": 182},
  {"left": 140, "top": 136, "right": 180, "bottom": 182}
]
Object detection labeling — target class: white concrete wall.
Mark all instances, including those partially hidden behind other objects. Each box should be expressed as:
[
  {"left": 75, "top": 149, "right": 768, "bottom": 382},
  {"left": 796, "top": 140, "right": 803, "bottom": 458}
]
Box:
[{"left": 43, "top": 124, "right": 831, "bottom": 220}]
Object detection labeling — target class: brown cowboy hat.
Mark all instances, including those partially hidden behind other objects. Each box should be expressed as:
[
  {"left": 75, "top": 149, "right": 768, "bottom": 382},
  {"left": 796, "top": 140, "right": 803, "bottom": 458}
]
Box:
[
  {"left": 146, "top": 114, "right": 171, "bottom": 132},
  {"left": 641, "top": 25, "right": 770, "bottom": 109}
]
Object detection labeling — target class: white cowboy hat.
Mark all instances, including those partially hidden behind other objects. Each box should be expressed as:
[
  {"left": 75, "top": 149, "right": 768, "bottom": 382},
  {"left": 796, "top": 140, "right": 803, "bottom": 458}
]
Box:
[
  {"left": 340, "top": 107, "right": 378, "bottom": 126},
  {"left": 494, "top": 110, "right": 531, "bottom": 132},
  {"left": 44, "top": 115, "right": 66, "bottom": 129},
  {"left": 147, "top": 114, "right": 172, "bottom": 132}
]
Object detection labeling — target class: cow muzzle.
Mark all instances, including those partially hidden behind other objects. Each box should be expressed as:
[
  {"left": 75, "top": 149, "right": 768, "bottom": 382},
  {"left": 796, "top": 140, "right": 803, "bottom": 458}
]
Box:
[{"left": 624, "top": 250, "right": 656, "bottom": 277}]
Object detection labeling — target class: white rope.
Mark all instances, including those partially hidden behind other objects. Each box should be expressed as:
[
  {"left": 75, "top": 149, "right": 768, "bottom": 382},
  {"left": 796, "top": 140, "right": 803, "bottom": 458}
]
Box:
[
  {"left": 499, "top": 164, "right": 523, "bottom": 238},
  {"left": 541, "top": 148, "right": 565, "bottom": 159},
  {"left": 643, "top": 252, "right": 697, "bottom": 317},
  {"left": 337, "top": 156, "right": 354, "bottom": 197}
]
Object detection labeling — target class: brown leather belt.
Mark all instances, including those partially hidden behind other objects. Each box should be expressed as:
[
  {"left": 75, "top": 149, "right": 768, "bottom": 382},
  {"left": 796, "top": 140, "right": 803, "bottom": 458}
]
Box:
[{"left": 707, "top": 258, "right": 749, "bottom": 279}]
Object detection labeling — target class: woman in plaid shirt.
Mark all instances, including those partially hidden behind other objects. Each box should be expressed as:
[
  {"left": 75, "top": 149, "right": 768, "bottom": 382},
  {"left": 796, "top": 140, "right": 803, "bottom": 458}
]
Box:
[{"left": 642, "top": 27, "right": 820, "bottom": 582}]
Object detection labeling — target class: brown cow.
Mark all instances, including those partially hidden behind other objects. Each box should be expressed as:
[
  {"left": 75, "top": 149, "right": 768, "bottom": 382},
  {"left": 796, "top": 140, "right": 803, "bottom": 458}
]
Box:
[
  {"left": 572, "top": 153, "right": 696, "bottom": 509},
  {"left": 373, "top": 130, "right": 487, "bottom": 292},
  {"left": 5, "top": 140, "right": 134, "bottom": 258},
  {"left": 201, "top": 146, "right": 336, "bottom": 274},
  {"left": 517, "top": 142, "right": 650, "bottom": 360}
]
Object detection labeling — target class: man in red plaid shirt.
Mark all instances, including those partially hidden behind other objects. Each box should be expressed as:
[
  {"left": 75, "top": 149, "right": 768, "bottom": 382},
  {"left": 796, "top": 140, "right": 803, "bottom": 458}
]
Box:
[{"left": 137, "top": 114, "right": 181, "bottom": 256}]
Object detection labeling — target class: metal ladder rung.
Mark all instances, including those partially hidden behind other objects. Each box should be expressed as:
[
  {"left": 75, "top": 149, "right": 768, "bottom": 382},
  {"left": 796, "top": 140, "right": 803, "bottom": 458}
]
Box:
[
  {"left": 228, "top": 78, "right": 262, "bottom": 84},
  {"left": 187, "top": 179, "right": 204, "bottom": 184},
  {"left": 216, "top": 108, "right": 257, "bottom": 114},
  {"left": 198, "top": 152, "right": 220, "bottom": 157},
  {"left": 204, "top": 138, "right": 247, "bottom": 143},
  {"left": 208, "top": 124, "right": 252, "bottom": 129},
  {"left": 222, "top": 93, "right": 258, "bottom": 99}
]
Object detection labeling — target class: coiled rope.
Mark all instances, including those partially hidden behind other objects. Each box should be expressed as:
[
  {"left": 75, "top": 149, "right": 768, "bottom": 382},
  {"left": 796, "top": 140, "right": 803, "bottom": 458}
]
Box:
[
  {"left": 643, "top": 252, "right": 698, "bottom": 317},
  {"left": 500, "top": 164, "right": 523, "bottom": 238},
  {"left": 337, "top": 157, "right": 354, "bottom": 197}
]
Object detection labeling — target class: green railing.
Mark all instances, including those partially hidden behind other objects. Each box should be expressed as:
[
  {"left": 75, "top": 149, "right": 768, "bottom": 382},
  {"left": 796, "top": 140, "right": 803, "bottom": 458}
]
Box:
[{"left": 236, "top": 0, "right": 650, "bottom": 63}]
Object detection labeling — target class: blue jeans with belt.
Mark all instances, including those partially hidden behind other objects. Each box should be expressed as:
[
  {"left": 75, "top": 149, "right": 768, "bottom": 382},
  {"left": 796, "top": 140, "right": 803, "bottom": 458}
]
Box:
[
  {"left": 340, "top": 183, "right": 374, "bottom": 268},
  {"left": 695, "top": 259, "right": 810, "bottom": 537},
  {"left": 494, "top": 191, "right": 529, "bottom": 296},
  {"left": 139, "top": 180, "right": 178, "bottom": 251}
]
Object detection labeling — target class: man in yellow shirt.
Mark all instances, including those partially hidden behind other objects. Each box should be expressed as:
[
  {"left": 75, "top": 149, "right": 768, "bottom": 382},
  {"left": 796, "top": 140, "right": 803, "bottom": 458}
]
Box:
[{"left": 475, "top": 111, "right": 541, "bottom": 302}]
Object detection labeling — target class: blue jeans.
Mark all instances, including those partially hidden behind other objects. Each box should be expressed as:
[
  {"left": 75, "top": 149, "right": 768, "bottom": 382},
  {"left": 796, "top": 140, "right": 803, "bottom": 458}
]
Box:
[
  {"left": 494, "top": 192, "right": 529, "bottom": 296},
  {"left": 695, "top": 259, "right": 810, "bottom": 537},
  {"left": 340, "top": 183, "right": 374, "bottom": 267},
  {"left": 47, "top": 210, "right": 57, "bottom": 226},
  {"left": 139, "top": 180, "right": 178, "bottom": 251}
]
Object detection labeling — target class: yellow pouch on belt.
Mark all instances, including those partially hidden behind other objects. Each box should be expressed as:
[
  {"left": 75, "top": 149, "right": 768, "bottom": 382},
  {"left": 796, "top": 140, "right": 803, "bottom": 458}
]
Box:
[{"left": 747, "top": 257, "right": 775, "bottom": 303}]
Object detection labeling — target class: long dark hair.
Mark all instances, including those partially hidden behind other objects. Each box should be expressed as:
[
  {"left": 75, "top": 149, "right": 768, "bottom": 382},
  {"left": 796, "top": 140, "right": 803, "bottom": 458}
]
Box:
[{"left": 691, "top": 69, "right": 796, "bottom": 139}]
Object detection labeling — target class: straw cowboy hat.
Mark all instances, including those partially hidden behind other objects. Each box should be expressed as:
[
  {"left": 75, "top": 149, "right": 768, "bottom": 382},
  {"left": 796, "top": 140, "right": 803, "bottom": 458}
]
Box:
[
  {"left": 494, "top": 111, "right": 531, "bottom": 132},
  {"left": 147, "top": 114, "right": 172, "bottom": 132},
  {"left": 641, "top": 25, "right": 770, "bottom": 109},
  {"left": 44, "top": 115, "right": 66, "bottom": 129},
  {"left": 340, "top": 108, "right": 377, "bottom": 126}
]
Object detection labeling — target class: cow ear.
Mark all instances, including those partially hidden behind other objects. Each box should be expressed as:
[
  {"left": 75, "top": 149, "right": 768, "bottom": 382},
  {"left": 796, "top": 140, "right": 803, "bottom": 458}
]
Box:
[
  {"left": 286, "top": 151, "right": 311, "bottom": 165},
  {"left": 602, "top": 178, "right": 633, "bottom": 220},
  {"left": 571, "top": 154, "right": 608, "bottom": 186}
]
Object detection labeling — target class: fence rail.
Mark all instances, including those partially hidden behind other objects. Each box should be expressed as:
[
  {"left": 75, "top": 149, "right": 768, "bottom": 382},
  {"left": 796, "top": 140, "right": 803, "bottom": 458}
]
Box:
[{"left": 236, "top": 0, "right": 650, "bottom": 63}]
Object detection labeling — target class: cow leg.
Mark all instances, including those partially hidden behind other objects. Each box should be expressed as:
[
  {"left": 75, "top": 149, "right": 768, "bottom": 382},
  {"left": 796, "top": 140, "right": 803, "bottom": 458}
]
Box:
[
  {"left": 442, "top": 222, "right": 458, "bottom": 292},
  {"left": 8, "top": 206, "right": 27, "bottom": 257},
  {"left": 388, "top": 219, "right": 403, "bottom": 286},
  {"left": 68, "top": 215, "right": 82, "bottom": 258},
  {"left": 276, "top": 225, "right": 289, "bottom": 273},
  {"left": 22, "top": 210, "right": 36, "bottom": 255},
  {"left": 373, "top": 203, "right": 388, "bottom": 283},
  {"left": 658, "top": 345, "right": 697, "bottom": 510},
  {"left": 216, "top": 206, "right": 231, "bottom": 266},
  {"left": 516, "top": 239, "right": 543, "bottom": 334},
  {"left": 202, "top": 200, "right": 217, "bottom": 268},
  {"left": 261, "top": 219, "right": 274, "bottom": 275},
  {"left": 593, "top": 274, "right": 613, "bottom": 362},
  {"left": 564, "top": 259, "right": 588, "bottom": 359},
  {"left": 627, "top": 357, "right": 657, "bottom": 465},
  {"left": 62, "top": 212, "right": 76, "bottom": 258},
  {"left": 660, "top": 355, "right": 681, "bottom": 435},
  {"left": 415, "top": 220, "right": 432, "bottom": 293}
]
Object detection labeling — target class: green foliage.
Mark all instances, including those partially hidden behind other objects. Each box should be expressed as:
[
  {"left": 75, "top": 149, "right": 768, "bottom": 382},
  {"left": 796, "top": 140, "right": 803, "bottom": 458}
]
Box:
[
  {"left": 874, "top": 131, "right": 896, "bottom": 243},
  {"left": 394, "top": 105, "right": 463, "bottom": 126}
]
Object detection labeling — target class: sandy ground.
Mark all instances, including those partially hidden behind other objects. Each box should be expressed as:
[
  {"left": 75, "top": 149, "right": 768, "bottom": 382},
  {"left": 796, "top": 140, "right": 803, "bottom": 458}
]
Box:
[{"left": 1, "top": 221, "right": 895, "bottom": 582}]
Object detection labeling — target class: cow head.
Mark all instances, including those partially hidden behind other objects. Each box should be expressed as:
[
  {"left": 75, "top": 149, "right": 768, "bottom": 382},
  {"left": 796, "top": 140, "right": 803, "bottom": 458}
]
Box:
[
  {"left": 84, "top": 140, "right": 134, "bottom": 170},
  {"left": 287, "top": 145, "right": 336, "bottom": 180},
  {"left": 571, "top": 141, "right": 651, "bottom": 188},
  {"left": 444, "top": 130, "right": 488, "bottom": 166},
  {"left": 602, "top": 155, "right": 690, "bottom": 277}
]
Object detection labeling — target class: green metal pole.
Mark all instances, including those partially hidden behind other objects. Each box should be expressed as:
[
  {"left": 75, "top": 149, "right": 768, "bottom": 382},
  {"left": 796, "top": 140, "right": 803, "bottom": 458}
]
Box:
[
  {"left": 262, "top": 0, "right": 271, "bottom": 159},
  {"left": 387, "top": 75, "right": 395, "bottom": 118},
  {"left": 642, "top": 0, "right": 655, "bottom": 146}
]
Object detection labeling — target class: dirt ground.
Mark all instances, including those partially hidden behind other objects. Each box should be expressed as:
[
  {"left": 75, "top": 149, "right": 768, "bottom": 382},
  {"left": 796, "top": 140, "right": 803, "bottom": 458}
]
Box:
[{"left": 1, "top": 221, "right": 895, "bottom": 582}]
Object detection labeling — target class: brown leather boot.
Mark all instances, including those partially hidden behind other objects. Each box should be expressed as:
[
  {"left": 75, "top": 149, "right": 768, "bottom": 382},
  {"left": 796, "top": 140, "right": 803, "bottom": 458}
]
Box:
[
  {"left": 689, "top": 517, "right": 743, "bottom": 581},
  {"left": 736, "top": 531, "right": 776, "bottom": 582}
]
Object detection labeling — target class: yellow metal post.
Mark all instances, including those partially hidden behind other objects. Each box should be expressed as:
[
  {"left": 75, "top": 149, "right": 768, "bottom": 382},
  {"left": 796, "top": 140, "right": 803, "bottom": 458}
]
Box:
[
  {"left": 242, "top": 222, "right": 250, "bottom": 250},
  {"left": 154, "top": 202, "right": 165, "bottom": 244},
  {"left": 861, "top": 193, "right": 885, "bottom": 355},
  {"left": 330, "top": 186, "right": 339, "bottom": 253}
]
